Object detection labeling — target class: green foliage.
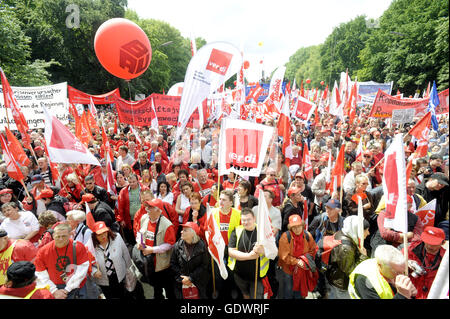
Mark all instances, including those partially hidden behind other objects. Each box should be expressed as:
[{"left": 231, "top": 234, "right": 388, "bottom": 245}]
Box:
[{"left": 286, "top": 0, "right": 448, "bottom": 96}]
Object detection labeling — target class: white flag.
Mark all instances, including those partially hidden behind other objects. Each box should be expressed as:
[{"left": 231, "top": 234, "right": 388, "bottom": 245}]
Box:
[
  {"left": 256, "top": 191, "right": 278, "bottom": 260},
  {"left": 42, "top": 106, "right": 100, "bottom": 166},
  {"left": 266, "top": 66, "right": 286, "bottom": 111},
  {"left": 176, "top": 42, "right": 242, "bottom": 139},
  {"left": 382, "top": 134, "right": 408, "bottom": 233},
  {"left": 428, "top": 248, "right": 449, "bottom": 299}
]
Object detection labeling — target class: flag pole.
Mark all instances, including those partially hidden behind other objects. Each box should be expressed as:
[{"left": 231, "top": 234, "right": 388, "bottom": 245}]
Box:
[
  {"left": 211, "top": 255, "right": 216, "bottom": 297},
  {"left": 20, "top": 179, "right": 31, "bottom": 199},
  {"left": 403, "top": 233, "right": 408, "bottom": 275},
  {"left": 254, "top": 256, "right": 259, "bottom": 299}
]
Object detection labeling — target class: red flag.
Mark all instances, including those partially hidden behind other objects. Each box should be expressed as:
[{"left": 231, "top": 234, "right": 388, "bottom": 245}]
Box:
[
  {"left": 0, "top": 134, "right": 24, "bottom": 182},
  {"left": 408, "top": 112, "right": 431, "bottom": 141},
  {"left": 303, "top": 200, "right": 308, "bottom": 231},
  {"left": 322, "top": 84, "right": 328, "bottom": 101},
  {"left": 246, "top": 83, "right": 264, "bottom": 103},
  {"left": 328, "top": 144, "right": 345, "bottom": 193},
  {"left": 277, "top": 96, "right": 293, "bottom": 159},
  {"left": 76, "top": 111, "right": 93, "bottom": 146},
  {"left": 302, "top": 143, "right": 313, "bottom": 180},
  {"left": 87, "top": 108, "right": 100, "bottom": 135},
  {"left": 4, "top": 128, "right": 30, "bottom": 167},
  {"left": 405, "top": 158, "right": 413, "bottom": 182},
  {"left": 85, "top": 204, "right": 96, "bottom": 231},
  {"left": 113, "top": 118, "right": 118, "bottom": 134}
]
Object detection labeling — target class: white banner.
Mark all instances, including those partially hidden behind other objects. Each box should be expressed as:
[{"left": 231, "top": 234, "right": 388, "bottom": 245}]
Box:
[
  {"left": 267, "top": 66, "right": 286, "bottom": 111},
  {"left": 176, "top": 42, "right": 242, "bottom": 139},
  {"left": 218, "top": 118, "right": 274, "bottom": 177},
  {"left": 0, "top": 82, "right": 69, "bottom": 130}
]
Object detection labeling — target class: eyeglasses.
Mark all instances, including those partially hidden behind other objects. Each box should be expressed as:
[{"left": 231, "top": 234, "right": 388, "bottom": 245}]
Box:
[{"left": 364, "top": 155, "right": 371, "bottom": 158}]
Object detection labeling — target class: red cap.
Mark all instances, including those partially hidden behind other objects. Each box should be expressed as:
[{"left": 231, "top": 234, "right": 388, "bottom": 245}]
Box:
[
  {"left": 421, "top": 226, "right": 445, "bottom": 245},
  {"left": 35, "top": 189, "right": 54, "bottom": 200},
  {"left": 34, "top": 146, "right": 43, "bottom": 152},
  {"left": 144, "top": 198, "right": 164, "bottom": 211},
  {"left": 181, "top": 222, "right": 200, "bottom": 235},
  {"left": 287, "top": 187, "right": 302, "bottom": 197},
  {"left": 0, "top": 189, "right": 13, "bottom": 195},
  {"left": 93, "top": 221, "right": 109, "bottom": 235},
  {"left": 288, "top": 214, "right": 303, "bottom": 227},
  {"left": 81, "top": 193, "right": 97, "bottom": 204}
]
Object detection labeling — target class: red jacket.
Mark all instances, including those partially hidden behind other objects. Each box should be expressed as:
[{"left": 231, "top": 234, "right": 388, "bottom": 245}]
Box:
[
  {"left": 182, "top": 206, "right": 207, "bottom": 241},
  {"left": 58, "top": 184, "right": 84, "bottom": 203},
  {"left": 117, "top": 184, "right": 148, "bottom": 229},
  {"left": 0, "top": 283, "right": 54, "bottom": 299}
]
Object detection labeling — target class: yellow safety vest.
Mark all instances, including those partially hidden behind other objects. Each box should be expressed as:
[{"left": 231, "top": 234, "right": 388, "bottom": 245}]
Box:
[
  {"left": 0, "top": 241, "right": 17, "bottom": 285},
  {"left": 23, "top": 285, "right": 51, "bottom": 299},
  {"left": 212, "top": 207, "right": 241, "bottom": 241},
  {"left": 228, "top": 225, "right": 269, "bottom": 278},
  {"left": 348, "top": 258, "right": 394, "bottom": 299}
]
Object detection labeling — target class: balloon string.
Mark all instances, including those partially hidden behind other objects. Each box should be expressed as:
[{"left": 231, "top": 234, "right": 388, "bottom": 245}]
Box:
[{"left": 126, "top": 80, "right": 136, "bottom": 127}]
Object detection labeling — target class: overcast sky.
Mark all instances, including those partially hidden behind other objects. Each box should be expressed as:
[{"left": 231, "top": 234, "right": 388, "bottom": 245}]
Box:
[{"left": 127, "top": 0, "right": 393, "bottom": 82}]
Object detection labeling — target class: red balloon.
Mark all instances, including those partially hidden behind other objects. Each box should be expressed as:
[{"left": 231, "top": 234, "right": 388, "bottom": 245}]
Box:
[
  {"left": 320, "top": 81, "right": 325, "bottom": 86},
  {"left": 243, "top": 60, "right": 250, "bottom": 69},
  {"left": 306, "top": 78, "right": 311, "bottom": 84},
  {"left": 94, "top": 18, "right": 152, "bottom": 80}
]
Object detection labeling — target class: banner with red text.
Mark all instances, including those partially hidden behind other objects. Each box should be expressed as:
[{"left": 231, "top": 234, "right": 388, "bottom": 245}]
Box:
[
  {"left": 68, "top": 85, "right": 120, "bottom": 104},
  {"left": 369, "top": 88, "right": 449, "bottom": 118}
]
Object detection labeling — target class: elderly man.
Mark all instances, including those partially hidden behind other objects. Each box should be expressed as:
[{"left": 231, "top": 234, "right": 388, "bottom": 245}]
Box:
[
  {"left": 116, "top": 145, "right": 135, "bottom": 171},
  {"left": 343, "top": 161, "right": 372, "bottom": 194},
  {"left": 34, "top": 223, "right": 90, "bottom": 299},
  {"left": 132, "top": 151, "right": 151, "bottom": 177},
  {"left": 254, "top": 167, "right": 285, "bottom": 207},
  {"left": 195, "top": 136, "right": 212, "bottom": 165},
  {"left": 195, "top": 168, "right": 215, "bottom": 198},
  {"left": 134, "top": 198, "right": 176, "bottom": 299},
  {"left": 33, "top": 157, "right": 53, "bottom": 186},
  {"left": 348, "top": 245, "right": 417, "bottom": 299}
]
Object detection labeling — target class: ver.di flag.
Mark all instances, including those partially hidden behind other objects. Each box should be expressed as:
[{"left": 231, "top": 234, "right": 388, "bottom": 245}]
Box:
[
  {"left": 256, "top": 191, "right": 278, "bottom": 260},
  {"left": 42, "top": 106, "right": 100, "bottom": 166},
  {"left": 382, "top": 134, "right": 408, "bottom": 233},
  {"left": 218, "top": 118, "right": 274, "bottom": 177},
  {"left": 415, "top": 199, "right": 436, "bottom": 227},
  {"left": 176, "top": 42, "right": 242, "bottom": 139}
]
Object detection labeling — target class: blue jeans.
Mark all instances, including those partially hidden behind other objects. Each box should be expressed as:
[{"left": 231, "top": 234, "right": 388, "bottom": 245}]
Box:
[
  {"left": 281, "top": 271, "right": 302, "bottom": 299},
  {"left": 56, "top": 284, "right": 88, "bottom": 299}
]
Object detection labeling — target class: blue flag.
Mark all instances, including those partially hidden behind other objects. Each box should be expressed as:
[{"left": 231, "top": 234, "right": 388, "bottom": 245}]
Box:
[{"left": 427, "top": 81, "right": 439, "bottom": 131}]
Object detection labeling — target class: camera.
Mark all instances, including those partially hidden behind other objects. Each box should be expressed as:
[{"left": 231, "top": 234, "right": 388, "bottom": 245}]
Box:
[{"left": 408, "top": 260, "right": 427, "bottom": 278}]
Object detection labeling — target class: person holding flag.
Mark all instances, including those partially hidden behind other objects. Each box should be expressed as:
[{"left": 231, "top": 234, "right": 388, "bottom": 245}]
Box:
[{"left": 227, "top": 208, "right": 267, "bottom": 299}]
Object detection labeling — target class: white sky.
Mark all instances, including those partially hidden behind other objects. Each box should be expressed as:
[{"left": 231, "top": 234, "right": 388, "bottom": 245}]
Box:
[{"left": 127, "top": 0, "right": 392, "bottom": 82}]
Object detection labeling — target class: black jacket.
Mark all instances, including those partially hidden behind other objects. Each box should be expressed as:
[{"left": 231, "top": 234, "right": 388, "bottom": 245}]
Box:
[
  {"left": 280, "top": 199, "right": 304, "bottom": 233},
  {"left": 91, "top": 201, "right": 117, "bottom": 231},
  {"left": 170, "top": 238, "right": 210, "bottom": 299},
  {"left": 82, "top": 185, "right": 115, "bottom": 209}
]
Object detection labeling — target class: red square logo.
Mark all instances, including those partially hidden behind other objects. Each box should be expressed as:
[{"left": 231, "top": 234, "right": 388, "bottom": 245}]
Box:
[
  {"left": 225, "top": 128, "right": 263, "bottom": 169},
  {"left": 206, "top": 48, "right": 232, "bottom": 75}
]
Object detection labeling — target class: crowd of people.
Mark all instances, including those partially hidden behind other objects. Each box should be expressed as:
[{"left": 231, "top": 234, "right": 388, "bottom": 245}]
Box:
[{"left": 0, "top": 103, "right": 448, "bottom": 300}]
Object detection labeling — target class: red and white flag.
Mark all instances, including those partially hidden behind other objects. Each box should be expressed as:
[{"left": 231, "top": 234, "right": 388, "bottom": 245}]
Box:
[
  {"left": 150, "top": 97, "right": 159, "bottom": 133},
  {"left": 355, "top": 138, "right": 364, "bottom": 161},
  {"left": 105, "top": 150, "right": 117, "bottom": 197},
  {"left": 256, "top": 191, "right": 278, "bottom": 260},
  {"left": 277, "top": 95, "right": 293, "bottom": 159},
  {"left": 382, "top": 134, "right": 408, "bottom": 233},
  {"left": 89, "top": 97, "right": 98, "bottom": 118},
  {"left": 246, "top": 83, "right": 264, "bottom": 103},
  {"left": 408, "top": 111, "right": 431, "bottom": 141},
  {"left": 129, "top": 125, "right": 142, "bottom": 145},
  {"left": 205, "top": 205, "right": 228, "bottom": 279},
  {"left": 266, "top": 66, "right": 286, "bottom": 111},
  {"left": 328, "top": 145, "right": 345, "bottom": 194},
  {"left": 176, "top": 42, "right": 242, "bottom": 139},
  {"left": 415, "top": 199, "right": 436, "bottom": 227},
  {"left": 294, "top": 96, "right": 316, "bottom": 121},
  {"left": 302, "top": 143, "right": 313, "bottom": 180},
  {"left": 218, "top": 118, "right": 274, "bottom": 177},
  {"left": 0, "top": 134, "right": 24, "bottom": 182},
  {"left": 42, "top": 107, "right": 100, "bottom": 166}
]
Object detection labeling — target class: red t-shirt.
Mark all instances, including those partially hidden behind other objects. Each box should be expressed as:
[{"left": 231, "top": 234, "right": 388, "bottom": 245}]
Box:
[
  {"left": 223, "top": 180, "right": 239, "bottom": 190},
  {"left": 34, "top": 240, "right": 89, "bottom": 286},
  {"left": 196, "top": 179, "right": 215, "bottom": 197},
  {"left": 144, "top": 220, "right": 176, "bottom": 247},
  {"left": 219, "top": 211, "right": 231, "bottom": 246}
]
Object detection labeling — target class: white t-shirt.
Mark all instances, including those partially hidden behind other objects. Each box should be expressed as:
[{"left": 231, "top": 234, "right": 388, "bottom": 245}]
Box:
[
  {"left": 0, "top": 210, "right": 40, "bottom": 239},
  {"left": 252, "top": 205, "right": 282, "bottom": 232}
]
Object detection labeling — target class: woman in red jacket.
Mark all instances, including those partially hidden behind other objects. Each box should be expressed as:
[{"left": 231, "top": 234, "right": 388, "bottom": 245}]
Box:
[{"left": 182, "top": 192, "right": 207, "bottom": 241}]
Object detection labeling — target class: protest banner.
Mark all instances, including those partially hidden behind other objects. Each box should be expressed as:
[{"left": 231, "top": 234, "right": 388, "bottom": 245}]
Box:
[
  {"left": 369, "top": 88, "right": 449, "bottom": 118},
  {"left": 68, "top": 85, "right": 120, "bottom": 104},
  {"left": 218, "top": 118, "right": 274, "bottom": 177},
  {"left": 115, "top": 93, "right": 200, "bottom": 127},
  {"left": 0, "top": 82, "right": 69, "bottom": 130}
]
